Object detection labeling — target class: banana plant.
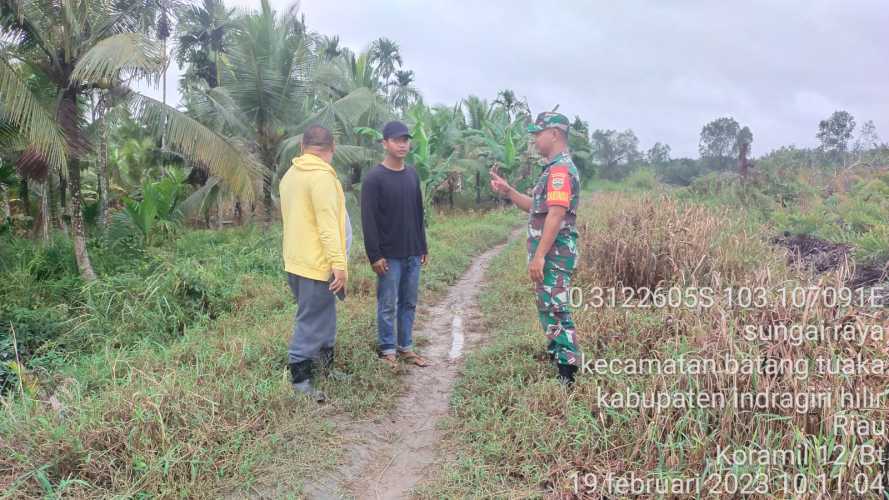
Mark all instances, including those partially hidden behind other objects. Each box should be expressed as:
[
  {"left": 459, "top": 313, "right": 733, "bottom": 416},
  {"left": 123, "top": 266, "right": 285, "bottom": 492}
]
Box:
[
  {"left": 403, "top": 114, "right": 441, "bottom": 219},
  {"left": 407, "top": 115, "right": 448, "bottom": 195},
  {"left": 480, "top": 114, "right": 526, "bottom": 179}
]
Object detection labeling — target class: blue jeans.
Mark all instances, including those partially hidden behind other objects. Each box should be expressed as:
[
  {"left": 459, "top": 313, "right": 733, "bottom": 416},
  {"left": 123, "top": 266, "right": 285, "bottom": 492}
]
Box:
[{"left": 377, "top": 256, "right": 421, "bottom": 355}]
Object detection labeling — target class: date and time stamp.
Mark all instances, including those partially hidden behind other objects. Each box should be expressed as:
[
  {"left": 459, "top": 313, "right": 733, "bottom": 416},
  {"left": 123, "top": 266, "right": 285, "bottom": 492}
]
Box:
[
  {"left": 567, "top": 467, "right": 889, "bottom": 496},
  {"left": 565, "top": 437, "right": 889, "bottom": 496}
]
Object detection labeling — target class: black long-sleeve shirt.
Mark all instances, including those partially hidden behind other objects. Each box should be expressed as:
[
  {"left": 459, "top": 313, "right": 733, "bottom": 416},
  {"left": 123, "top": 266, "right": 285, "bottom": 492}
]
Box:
[{"left": 360, "top": 163, "right": 428, "bottom": 263}]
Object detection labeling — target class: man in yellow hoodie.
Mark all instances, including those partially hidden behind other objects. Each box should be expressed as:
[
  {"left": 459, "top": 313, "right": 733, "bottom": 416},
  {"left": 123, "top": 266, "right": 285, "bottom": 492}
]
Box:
[{"left": 279, "top": 125, "right": 349, "bottom": 402}]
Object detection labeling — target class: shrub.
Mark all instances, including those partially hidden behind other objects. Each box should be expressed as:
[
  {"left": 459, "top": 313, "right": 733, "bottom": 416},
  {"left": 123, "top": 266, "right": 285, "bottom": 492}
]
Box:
[{"left": 623, "top": 167, "right": 658, "bottom": 191}]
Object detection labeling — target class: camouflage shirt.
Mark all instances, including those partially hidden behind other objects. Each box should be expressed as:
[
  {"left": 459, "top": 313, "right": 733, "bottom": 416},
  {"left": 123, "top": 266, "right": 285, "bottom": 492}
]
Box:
[{"left": 527, "top": 150, "right": 580, "bottom": 262}]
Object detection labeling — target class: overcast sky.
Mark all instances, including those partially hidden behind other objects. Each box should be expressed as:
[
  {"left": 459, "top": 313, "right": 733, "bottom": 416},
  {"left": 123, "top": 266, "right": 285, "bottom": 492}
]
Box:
[{"left": 143, "top": 0, "right": 889, "bottom": 158}]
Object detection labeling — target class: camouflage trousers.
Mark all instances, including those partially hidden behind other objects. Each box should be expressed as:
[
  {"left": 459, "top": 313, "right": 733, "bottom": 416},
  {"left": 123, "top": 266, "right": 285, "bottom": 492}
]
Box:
[{"left": 534, "top": 255, "right": 580, "bottom": 366}]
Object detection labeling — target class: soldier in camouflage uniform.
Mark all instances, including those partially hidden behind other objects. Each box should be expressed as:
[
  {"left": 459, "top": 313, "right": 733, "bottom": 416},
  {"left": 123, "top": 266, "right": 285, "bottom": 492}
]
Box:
[{"left": 490, "top": 111, "right": 582, "bottom": 385}]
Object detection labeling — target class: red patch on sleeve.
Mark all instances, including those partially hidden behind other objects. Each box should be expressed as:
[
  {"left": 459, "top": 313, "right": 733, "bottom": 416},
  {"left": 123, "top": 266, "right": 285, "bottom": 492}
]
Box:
[{"left": 546, "top": 165, "right": 571, "bottom": 208}]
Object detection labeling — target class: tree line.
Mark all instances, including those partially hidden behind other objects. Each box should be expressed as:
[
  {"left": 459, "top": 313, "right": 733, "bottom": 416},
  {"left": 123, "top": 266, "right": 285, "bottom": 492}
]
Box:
[
  {"left": 591, "top": 110, "right": 885, "bottom": 185},
  {"left": 1, "top": 0, "right": 886, "bottom": 283}
]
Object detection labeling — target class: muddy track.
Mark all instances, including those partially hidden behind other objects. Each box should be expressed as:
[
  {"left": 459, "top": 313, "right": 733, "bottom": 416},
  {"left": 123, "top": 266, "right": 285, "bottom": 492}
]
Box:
[{"left": 301, "top": 230, "right": 521, "bottom": 500}]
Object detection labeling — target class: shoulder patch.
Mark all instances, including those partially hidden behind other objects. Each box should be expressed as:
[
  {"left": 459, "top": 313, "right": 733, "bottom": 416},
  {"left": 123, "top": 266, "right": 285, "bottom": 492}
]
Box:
[{"left": 546, "top": 165, "right": 572, "bottom": 208}]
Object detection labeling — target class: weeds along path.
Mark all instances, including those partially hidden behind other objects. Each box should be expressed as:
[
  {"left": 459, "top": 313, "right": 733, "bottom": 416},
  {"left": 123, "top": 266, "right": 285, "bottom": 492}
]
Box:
[{"left": 301, "top": 228, "right": 523, "bottom": 500}]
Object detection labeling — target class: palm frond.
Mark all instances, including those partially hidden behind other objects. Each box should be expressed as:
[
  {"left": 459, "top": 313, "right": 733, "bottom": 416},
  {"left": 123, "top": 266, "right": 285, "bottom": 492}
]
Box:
[
  {"left": 293, "top": 87, "right": 386, "bottom": 144},
  {"left": 0, "top": 58, "right": 67, "bottom": 173},
  {"left": 0, "top": 0, "right": 56, "bottom": 65},
  {"left": 312, "top": 61, "right": 350, "bottom": 98},
  {"left": 127, "top": 91, "right": 259, "bottom": 200},
  {"left": 71, "top": 32, "right": 164, "bottom": 85},
  {"left": 105, "top": 208, "right": 139, "bottom": 247},
  {"left": 179, "top": 174, "right": 221, "bottom": 218},
  {"left": 186, "top": 84, "right": 253, "bottom": 138},
  {"left": 330, "top": 87, "right": 378, "bottom": 124},
  {"left": 333, "top": 143, "right": 377, "bottom": 169},
  {"left": 94, "top": 0, "right": 164, "bottom": 41},
  {"left": 0, "top": 117, "right": 26, "bottom": 150}
]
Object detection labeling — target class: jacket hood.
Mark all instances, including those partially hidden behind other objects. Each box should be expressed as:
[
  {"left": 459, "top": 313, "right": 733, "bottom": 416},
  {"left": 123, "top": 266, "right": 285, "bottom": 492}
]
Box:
[{"left": 291, "top": 153, "right": 336, "bottom": 173}]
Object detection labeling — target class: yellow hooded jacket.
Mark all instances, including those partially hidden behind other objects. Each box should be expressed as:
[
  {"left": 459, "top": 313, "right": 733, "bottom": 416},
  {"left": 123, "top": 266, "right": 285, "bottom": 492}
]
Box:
[{"left": 279, "top": 153, "right": 347, "bottom": 281}]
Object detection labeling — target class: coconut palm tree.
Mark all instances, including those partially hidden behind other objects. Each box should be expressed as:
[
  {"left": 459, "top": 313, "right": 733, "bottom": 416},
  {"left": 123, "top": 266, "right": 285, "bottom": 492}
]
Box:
[
  {"left": 462, "top": 95, "right": 492, "bottom": 131},
  {"left": 295, "top": 47, "right": 390, "bottom": 192},
  {"left": 176, "top": 0, "right": 227, "bottom": 198},
  {"left": 314, "top": 49, "right": 383, "bottom": 101},
  {"left": 0, "top": 0, "right": 258, "bottom": 280},
  {"left": 185, "top": 0, "right": 314, "bottom": 223},
  {"left": 156, "top": 0, "right": 181, "bottom": 148}
]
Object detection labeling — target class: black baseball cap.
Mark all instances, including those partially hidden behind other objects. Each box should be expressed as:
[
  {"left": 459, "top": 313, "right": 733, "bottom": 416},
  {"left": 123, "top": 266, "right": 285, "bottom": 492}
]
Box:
[{"left": 381, "top": 121, "right": 412, "bottom": 140}]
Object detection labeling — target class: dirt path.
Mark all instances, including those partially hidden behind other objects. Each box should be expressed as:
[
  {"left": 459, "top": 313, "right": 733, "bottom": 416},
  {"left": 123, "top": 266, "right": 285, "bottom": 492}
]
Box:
[{"left": 302, "top": 231, "right": 520, "bottom": 500}]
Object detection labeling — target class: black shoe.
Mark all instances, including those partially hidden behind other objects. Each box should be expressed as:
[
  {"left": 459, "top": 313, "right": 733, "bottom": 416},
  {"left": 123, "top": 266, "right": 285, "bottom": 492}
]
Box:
[{"left": 557, "top": 364, "right": 578, "bottom": 386}]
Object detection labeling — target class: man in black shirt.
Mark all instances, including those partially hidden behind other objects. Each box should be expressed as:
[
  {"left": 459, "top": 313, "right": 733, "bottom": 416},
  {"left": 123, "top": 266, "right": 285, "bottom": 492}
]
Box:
[{"left": 360, "top": 121, "right": 430, "bottom": 369}]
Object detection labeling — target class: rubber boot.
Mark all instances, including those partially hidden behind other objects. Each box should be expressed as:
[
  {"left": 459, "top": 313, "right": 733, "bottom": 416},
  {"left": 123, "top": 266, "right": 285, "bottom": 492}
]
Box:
[
  {"left": 289, "top": 360, "right": 326, "bottom": 403},
  {"left": 319, "top": 346, "right": 351, "bottom": 381},
  {"left": 557, "top": 363, "right": 578, "bottom": 387}
]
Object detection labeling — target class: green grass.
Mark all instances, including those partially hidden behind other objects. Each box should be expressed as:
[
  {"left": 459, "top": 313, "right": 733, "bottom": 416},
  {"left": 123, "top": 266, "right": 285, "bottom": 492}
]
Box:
[
  {"left": 0, "top": 208, "right": 521, "bottom": 498},
  {"left": 0, "top": 225, "right": 284, "bottom": 395},
  {"left": 675, "top": 166, "right": 889, "bottom": 264}
]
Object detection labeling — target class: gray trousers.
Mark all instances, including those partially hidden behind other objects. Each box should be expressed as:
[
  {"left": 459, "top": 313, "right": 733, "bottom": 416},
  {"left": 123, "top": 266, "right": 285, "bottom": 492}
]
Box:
[{"left": 287, "top": 273, "right": 336, "bottom": 364}]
